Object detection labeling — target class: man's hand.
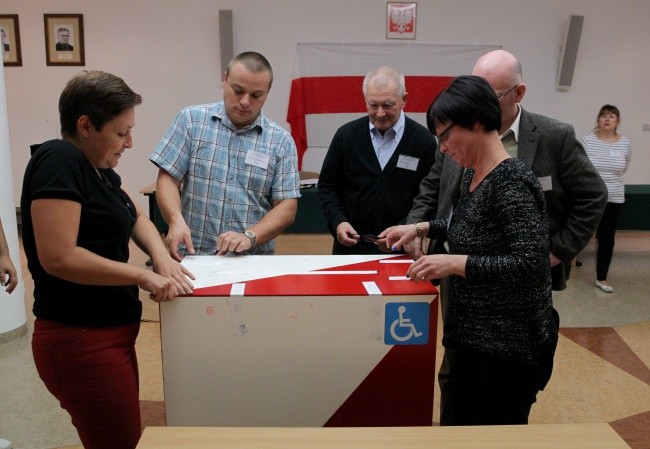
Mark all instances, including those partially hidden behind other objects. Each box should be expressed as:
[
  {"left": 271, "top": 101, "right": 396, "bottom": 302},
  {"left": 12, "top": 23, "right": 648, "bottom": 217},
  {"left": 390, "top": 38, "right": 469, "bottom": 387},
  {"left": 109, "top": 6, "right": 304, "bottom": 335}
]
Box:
[
  {"left": 336, "top": 222, "right": 360, "bottom": 247},
  {"left": 165, "top": 222, "right": 195, "bottom": 261},
  {"left": 216, "top": 231, "right": 254, "bottom": 255}
]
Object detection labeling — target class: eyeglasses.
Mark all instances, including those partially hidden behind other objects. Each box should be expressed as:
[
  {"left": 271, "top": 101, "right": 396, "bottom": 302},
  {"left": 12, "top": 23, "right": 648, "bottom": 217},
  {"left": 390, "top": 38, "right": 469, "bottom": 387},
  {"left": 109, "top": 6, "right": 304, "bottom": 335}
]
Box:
[
  {"left": 497, "top": 84, "right": 518, "bottom": 101},
  {"left": 351, "top": 234, "right": 382, "bottom": 243},
  {"left": 436, "top": 122, "right": 455, "bottom": 143}
]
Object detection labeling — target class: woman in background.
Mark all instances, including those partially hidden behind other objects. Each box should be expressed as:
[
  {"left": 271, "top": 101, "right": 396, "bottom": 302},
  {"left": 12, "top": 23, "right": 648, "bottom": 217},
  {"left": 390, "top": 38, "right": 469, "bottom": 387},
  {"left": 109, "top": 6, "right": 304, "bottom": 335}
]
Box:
[
  {"left": 581, "top": 105, "right": 632, "bottom": 293},
  {"left": 22, "top": 71, "right": 194, "bottom": 449}
]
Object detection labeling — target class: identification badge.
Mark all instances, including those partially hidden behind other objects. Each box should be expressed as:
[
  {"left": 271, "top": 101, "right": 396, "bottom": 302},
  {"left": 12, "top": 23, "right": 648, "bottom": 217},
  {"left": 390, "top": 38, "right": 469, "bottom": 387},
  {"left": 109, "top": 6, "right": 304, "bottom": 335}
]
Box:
[
  {"left": 609, "top": 150, "right": 623, "bottom": 158},
  {"left": 397, "top": 154, "right": 419, "bottom": 171},
  {"left": 538, "top": 175, "right": 553, "bottom": 191},
  {"left": 245, "top": 151, "right": 270, "bottom": 169}
]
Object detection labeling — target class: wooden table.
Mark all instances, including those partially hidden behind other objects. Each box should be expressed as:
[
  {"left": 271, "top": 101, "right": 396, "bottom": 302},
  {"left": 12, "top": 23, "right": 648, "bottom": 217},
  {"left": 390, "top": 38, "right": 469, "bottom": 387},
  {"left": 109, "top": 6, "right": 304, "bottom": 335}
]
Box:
[{"left": 136, "top": 424, "right": 630, "bottom": 449}]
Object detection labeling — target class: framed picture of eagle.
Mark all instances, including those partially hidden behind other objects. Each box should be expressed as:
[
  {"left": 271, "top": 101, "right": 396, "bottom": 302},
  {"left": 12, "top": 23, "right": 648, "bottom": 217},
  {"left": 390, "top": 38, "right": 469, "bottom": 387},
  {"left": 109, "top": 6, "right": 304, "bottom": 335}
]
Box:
[{"left": 386, "top": 3, "right": 417, "bottom": 39}]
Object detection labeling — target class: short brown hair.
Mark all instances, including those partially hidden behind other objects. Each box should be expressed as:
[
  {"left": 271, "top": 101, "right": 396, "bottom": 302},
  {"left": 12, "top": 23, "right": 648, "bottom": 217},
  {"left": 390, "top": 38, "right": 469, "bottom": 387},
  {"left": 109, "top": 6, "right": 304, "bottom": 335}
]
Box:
[
  {"left": 225, "top": 51, "right": 273, "bottom": 88},
  {"left": 59, "top": 70, "right": 142, "bottom": 138}
]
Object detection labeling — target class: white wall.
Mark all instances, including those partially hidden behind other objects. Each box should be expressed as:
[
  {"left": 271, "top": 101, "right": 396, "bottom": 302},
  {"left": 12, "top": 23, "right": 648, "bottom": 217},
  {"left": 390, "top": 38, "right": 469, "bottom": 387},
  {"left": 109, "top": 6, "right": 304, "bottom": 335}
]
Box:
[
  {"left": 0, "top": 54, "right": 26, "bottom": 335},
  {"left": 3, "top": 0, "right": 650, "bottom": 212}
]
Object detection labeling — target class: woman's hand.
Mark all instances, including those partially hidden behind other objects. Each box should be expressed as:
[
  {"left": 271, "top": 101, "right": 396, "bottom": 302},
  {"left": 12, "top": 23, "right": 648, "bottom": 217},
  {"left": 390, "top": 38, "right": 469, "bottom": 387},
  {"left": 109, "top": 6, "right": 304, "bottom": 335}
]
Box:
[
  {"left": 151, "top": 254, "right": 195, "bottom": 299},
  {"left": 383, "top": 223, "right": 426, "bottom": 252},
  {"left": 406, "top": 254, "right": 468, "bottom": 283},
  {"left": 139, "top": 269, "right": 191, "bottom": 302}
]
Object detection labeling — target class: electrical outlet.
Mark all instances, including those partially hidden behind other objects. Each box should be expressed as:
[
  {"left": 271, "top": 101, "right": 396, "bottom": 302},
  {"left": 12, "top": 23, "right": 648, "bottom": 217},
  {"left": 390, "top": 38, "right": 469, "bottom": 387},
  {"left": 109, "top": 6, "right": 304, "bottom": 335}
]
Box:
[{"left": 642, "top": 124, "right": 650, "bottom": 131}]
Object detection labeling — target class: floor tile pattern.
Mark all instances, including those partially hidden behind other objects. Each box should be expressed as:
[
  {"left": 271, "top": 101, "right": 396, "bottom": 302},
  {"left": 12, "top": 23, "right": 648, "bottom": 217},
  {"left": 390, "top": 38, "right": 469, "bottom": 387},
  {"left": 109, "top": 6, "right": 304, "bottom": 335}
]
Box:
[{"left": 1, "top": 232, "right": 648, "bottom": 449}]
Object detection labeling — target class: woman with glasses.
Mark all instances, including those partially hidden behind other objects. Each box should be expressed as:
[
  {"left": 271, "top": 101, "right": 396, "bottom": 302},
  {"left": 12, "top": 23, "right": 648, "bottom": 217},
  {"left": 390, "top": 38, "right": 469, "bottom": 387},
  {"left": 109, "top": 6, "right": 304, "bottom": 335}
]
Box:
[
  {"left": 384, "top": 75, "right": 558, "bottom": 425},
  {"left": 22, "top": 71, "right": 195, "bottom": 449},
  {"left": 581, "top": 105, "right": 632, "bottom": 293}
]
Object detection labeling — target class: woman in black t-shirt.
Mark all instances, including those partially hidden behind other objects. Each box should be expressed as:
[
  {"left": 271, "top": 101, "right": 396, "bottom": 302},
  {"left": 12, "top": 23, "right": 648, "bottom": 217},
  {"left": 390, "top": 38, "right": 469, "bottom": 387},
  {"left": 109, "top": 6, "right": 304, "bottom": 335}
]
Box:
[{"left": 22, "top": 71, "right": 195, "bottom": 449}]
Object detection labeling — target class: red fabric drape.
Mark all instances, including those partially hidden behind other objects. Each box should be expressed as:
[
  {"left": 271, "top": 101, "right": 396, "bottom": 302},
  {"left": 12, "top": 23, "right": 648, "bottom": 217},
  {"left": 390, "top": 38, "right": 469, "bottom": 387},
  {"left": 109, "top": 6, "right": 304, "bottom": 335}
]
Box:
[{"left": 287, "top": 75, "right": 453, "bottom": 168}]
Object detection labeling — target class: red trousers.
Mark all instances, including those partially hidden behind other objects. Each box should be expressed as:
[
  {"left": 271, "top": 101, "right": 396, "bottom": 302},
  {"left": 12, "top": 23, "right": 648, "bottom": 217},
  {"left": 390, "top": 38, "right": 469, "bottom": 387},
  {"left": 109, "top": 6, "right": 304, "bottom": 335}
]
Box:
[{"left": 32, "top": 319, "right": 141, "bottom": 449}]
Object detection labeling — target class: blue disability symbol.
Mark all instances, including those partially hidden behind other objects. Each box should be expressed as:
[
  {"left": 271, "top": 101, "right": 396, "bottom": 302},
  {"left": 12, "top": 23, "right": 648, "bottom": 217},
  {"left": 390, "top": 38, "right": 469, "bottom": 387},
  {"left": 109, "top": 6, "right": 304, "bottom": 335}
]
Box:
[{"left": 384, "top": 302, "right": 429, "bottom": 345}]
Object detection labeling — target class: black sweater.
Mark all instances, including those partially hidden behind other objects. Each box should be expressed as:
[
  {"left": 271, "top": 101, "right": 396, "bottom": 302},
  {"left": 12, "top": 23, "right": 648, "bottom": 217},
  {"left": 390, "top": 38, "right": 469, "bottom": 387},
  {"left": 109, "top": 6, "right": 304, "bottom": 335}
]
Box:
[
  {"left": 318, "top": 116, "right": 437, "bottom": 254},
  {"left": 430, "top": 158, "right": 556, "bottom": 364}
]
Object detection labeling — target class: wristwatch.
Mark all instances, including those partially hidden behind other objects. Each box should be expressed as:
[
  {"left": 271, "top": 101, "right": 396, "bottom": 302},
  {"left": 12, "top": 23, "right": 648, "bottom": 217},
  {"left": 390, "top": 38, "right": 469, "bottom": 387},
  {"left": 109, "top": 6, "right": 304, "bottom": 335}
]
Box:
[{"left": 244, "top": 230, "right": 257, "bottom": 247}]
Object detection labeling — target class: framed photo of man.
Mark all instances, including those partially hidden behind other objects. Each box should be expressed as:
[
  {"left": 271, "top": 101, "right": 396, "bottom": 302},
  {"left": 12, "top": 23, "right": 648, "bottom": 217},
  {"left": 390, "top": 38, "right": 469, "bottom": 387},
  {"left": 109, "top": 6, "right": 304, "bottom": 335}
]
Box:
[
  {"left": 1, "top": 15, "right": 22, "bottom": 67},
  {"left": 44, "top": 14, "right": 85, "bottom": 66}
]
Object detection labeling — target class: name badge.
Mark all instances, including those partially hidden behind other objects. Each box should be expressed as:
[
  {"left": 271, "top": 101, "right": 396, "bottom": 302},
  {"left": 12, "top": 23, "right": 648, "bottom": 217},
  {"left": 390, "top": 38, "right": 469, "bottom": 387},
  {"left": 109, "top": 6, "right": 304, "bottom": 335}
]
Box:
[
  {"left": 245, "top": 151, "right": 270, "bottom": 169},
  {"left": 609, "top": 149, "right": 623, "bottom": 158},
  {"left": 397, "top": 154, "right": 419, "bottom": 171},
  {"left": 538, "top": 175, "right": 553, "bottom": 191}
]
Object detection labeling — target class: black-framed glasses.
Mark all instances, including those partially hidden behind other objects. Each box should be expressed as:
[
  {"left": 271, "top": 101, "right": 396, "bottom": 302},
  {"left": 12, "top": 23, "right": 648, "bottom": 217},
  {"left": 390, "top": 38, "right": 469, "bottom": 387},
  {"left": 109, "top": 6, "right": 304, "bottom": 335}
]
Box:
[
  {"left": 436, "top": 122, "right": 455, "bottom": 143},
  {"left": 497, "top": 84, "right": 518, "bottom": 101}
]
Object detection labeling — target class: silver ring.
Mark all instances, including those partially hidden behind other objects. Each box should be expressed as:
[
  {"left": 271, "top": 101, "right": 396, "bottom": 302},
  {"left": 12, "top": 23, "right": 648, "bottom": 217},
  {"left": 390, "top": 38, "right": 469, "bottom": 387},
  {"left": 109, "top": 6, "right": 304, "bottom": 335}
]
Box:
[{"left": 421, "top": 276, "right": 426, "bottom": 280}]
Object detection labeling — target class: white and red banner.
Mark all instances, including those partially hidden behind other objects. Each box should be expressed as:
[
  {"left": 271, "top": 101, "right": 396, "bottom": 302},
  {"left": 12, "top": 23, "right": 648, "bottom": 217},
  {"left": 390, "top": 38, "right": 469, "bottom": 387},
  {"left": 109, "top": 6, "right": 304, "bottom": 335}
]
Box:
[{"left": 287, "top": 43, "right": 499, "bottom": 169}]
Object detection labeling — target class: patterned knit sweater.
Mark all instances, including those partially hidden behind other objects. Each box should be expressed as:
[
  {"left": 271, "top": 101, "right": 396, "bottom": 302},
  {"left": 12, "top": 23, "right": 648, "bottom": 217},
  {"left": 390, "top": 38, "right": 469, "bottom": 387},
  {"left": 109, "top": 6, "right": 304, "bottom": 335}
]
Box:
[{"left": 431, "top": 158, "right": 556, "bottom": 364}]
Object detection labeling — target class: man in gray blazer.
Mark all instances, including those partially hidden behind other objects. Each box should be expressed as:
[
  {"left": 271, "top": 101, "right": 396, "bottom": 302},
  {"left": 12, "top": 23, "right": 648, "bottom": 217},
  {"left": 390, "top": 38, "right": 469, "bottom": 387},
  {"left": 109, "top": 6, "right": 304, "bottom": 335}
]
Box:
[
  {"left": 401, "top": 49, "right": 607, "bottom": 425},
  {"left": 406, "top": 49, "right": 606, "bottom": 293}
]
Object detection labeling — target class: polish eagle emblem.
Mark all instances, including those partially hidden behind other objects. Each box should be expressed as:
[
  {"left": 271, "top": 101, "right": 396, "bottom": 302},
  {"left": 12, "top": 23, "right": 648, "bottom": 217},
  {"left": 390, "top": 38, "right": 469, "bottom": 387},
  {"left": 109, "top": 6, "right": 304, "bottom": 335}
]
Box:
[{"left": 390, "top": 4, "right": 415, "bottom": 34}]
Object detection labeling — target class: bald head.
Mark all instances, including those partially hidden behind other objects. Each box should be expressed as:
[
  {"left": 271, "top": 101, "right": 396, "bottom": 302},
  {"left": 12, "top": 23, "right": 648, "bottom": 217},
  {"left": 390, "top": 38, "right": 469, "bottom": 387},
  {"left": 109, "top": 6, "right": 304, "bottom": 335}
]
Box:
[
  {"left": 471, "top": 50, "right": 526, "bottom": 134},
  {"left": 472, "top": 50, "right": 522, "bottom": 89}
]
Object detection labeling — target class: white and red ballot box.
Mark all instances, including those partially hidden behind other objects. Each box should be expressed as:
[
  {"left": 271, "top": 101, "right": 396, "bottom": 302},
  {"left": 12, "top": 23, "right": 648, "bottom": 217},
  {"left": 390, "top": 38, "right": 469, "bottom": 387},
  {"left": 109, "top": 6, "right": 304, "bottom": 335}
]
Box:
[{"left": 160, "top": 254, "right": 438, "bottom": 427}]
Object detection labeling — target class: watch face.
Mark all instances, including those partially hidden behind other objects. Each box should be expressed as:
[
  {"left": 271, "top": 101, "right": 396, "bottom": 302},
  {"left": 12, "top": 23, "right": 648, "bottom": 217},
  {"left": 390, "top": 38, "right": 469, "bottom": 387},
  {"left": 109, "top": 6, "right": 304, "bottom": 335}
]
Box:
[{"left": 245, "top": 231, "right": 256, "bottom": 245}]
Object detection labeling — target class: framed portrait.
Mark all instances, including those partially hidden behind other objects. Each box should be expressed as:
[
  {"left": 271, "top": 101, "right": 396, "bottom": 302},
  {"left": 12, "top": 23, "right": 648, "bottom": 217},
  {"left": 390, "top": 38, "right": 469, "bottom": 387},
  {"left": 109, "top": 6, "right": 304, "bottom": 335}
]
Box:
[
  {"left": 44, "top": 14, "right": 85, "bottom": 66},
  {"left": 386, "top": 2, "right": 417, "bottom": 40},
  {"left": 1, "top": 15, "right": 22, "bottom": 67}
]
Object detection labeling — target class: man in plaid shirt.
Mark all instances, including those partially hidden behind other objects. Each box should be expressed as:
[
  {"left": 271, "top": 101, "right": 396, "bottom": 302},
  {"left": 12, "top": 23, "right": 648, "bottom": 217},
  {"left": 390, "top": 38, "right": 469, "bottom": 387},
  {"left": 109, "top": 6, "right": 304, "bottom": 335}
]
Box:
[{"left": 150, "top": 51, "right": 300, "bottom": 259}]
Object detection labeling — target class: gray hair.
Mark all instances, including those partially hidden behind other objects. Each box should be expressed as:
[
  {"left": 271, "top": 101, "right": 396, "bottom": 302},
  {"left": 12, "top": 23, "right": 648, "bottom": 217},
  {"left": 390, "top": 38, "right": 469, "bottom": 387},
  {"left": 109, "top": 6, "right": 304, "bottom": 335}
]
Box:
[{"left": 362, "top": 66, "right": 405, "bottom": 97}]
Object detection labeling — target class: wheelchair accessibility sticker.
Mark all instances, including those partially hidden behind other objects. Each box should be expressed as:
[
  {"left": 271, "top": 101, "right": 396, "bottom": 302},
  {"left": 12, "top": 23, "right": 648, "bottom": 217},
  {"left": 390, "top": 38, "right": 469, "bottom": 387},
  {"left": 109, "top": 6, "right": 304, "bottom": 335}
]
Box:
[{"left": 384, "top": 302, "right": 429, "bottom": 345}]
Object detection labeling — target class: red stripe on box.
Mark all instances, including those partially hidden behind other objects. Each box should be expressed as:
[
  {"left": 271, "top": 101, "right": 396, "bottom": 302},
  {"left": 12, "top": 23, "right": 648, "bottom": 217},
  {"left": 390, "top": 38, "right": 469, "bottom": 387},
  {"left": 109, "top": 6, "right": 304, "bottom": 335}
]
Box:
[
  {"left": 190, "top": 256, "right": 437, "bottom": 297},
  {"left": 325, "top": 298, "right": 438, "bottom": 426}
]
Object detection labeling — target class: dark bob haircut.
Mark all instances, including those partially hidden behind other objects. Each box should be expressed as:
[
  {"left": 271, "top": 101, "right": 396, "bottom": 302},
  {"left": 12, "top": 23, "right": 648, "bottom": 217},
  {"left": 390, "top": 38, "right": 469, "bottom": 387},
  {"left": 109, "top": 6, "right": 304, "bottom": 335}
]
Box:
[
  {"left": 427, "top": 75, "right": 501, "bottom": 135},
  {"left": 59, "top": 70, "right": 142, "bottom": 139}
]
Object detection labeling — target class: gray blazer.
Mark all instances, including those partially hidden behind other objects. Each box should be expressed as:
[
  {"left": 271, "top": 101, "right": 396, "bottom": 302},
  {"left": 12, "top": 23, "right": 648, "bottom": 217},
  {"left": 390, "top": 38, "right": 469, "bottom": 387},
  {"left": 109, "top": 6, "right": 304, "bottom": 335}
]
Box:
[{"left": 408, "top": 108, "right": 607, "bottom": 290}]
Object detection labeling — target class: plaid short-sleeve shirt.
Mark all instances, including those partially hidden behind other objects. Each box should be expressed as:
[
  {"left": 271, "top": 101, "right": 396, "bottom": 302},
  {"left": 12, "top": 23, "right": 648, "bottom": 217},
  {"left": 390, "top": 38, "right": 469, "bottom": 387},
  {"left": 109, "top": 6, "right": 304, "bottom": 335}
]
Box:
[{"left": 150, "top": 102, "right": 300, "bottom": 255}]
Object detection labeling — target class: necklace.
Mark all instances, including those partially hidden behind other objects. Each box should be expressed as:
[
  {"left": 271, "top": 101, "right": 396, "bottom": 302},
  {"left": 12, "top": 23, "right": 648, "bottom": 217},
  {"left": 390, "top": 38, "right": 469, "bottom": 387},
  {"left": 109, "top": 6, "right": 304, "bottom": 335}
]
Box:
[{"left": 470, "top": 154, "right": 506, "bottom": 191}]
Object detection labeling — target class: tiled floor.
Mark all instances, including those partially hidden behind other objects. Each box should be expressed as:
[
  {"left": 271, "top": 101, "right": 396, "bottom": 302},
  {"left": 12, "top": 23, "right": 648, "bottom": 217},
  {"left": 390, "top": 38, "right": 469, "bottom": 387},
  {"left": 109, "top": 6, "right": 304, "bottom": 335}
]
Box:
[{"left": 1, "top": 231, "right": 649, "bottom": 449}]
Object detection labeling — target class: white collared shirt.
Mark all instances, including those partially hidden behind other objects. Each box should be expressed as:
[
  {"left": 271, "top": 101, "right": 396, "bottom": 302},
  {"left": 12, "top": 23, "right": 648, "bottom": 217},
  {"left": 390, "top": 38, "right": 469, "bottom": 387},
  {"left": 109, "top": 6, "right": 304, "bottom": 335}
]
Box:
[
  {"left": 500, "top": 104, "right": 522, "bottom": 157},
  {"left": 369, "top": 111, "right": 405, "bottom": 169}
]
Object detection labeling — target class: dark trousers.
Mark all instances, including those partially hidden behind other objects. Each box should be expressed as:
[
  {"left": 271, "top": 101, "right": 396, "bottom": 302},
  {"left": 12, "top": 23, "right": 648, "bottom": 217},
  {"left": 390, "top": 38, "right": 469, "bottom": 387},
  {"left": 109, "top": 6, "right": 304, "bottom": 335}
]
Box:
[
  {"left": 439, "top": 347, "right": 544, "bottom": 425},
  {"left": 596, "top": 202, "right": 623, "bottom": 281},
  {"left": 437, "top": 279, "right": 558, "bottom": 425},
  {"left": 32, "top": 319, "right": 142, "bottom": 449}
]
